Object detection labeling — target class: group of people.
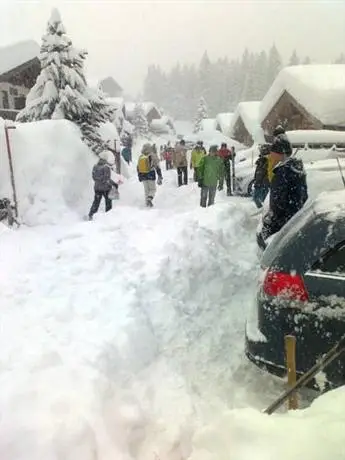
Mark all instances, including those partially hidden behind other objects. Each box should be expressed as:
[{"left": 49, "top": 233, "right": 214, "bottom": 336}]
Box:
[
  {"left": 88, "top": 126, "right": 308, "bottom": 248},
  {"left": 254, "top": 126, "right": 308, "bottom": 249},
  {"left": 137, "top": 140, "right": 237, "bottom": 208},
  {"left": 88, "top": 139, "right": 238, "bottom": 218}
]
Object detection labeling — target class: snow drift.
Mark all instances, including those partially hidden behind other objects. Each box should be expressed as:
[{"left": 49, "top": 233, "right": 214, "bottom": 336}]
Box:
[{"left": 0, "top": 119, "right": 95, "bottom": 225}]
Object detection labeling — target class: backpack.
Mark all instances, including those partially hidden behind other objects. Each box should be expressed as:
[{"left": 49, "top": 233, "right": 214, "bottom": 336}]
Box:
[{"left": 138, "top": 154, "right": 151, "bottom": 174}]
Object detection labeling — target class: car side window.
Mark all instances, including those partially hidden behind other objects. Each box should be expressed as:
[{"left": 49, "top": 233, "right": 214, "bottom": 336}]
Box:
[{"left": 314, "top": 242, "right": 345, "bottom": 274}]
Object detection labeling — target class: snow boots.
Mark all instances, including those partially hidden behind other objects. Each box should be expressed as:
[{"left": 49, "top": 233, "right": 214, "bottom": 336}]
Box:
[{"left": 146, "top": 196, "right": 153, "bottom": 208}]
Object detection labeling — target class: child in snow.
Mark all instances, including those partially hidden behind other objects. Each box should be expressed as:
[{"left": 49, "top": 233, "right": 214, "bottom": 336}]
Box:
[
  {"left": 88, "top": 151, "right": 118, "bottom": 220},
  {"left": 198, "top": 145, "right": 224, "bottom": 208},
  {"left": 137, "top": 143, "right": 163, "bottom": 208}
]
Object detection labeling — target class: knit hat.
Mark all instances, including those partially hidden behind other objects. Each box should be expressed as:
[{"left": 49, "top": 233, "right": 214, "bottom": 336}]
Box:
[
  {"left": 209, "top": 145, "right": 218, "bottom": 154},
  {"left": 271, "top": 133, "right": 292, "bottom": 156},
  {"left": 142, "top": 143, "right": 152, "bottom": 154},
  {"left": 99, "top": 150, "right": 111, "bottom": 161}
]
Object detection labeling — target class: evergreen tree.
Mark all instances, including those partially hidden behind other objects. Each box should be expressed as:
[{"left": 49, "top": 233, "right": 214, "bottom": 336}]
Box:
[
  {"left": 17, "top": 8, "right": 112, "bottom": 153},
  {"left": 303, "top": 56, "right": 311, "bottom": 65},
  {"left": 289, "top": 49, "right": 300, "bottom": 66},
  {"left": 133, "top": 103, "right": 149, "bottom": 138},
  {"left": 193, "top": 96, "right": 208, "bottom": 133},
  {"left": 267, "top": 44, "right": 283, "bottom": 87}
]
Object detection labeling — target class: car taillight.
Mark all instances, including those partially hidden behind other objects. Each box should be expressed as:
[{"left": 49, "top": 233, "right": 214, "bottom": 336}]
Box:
[{"left": 263, "top": 271, "right": 309, "bottom": 302}]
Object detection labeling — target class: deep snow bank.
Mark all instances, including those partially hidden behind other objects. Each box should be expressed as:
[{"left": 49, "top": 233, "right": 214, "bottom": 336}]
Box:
[
  {"left": 190, "top": 386, "right": 345, "bottom": 460},
  {"left": 0, "top": 119, "right": 95, "bottom": 225},
  {"left": 0, "top": 173, "right": 277, "bottom": 459}
]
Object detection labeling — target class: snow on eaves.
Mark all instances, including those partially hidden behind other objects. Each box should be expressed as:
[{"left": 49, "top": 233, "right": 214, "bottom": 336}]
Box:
[
  {"left": 124, "top": 101, "right": 161, "bottom": 119},
  {"left": 201, "top": 118, "right": 216, "bottom": 131},
  {"left": 260, "top": 65, "right": 345, "bottom": 127},
  {"left": 230, "top": 101, "right": 265, "bottom": 143},
  {"left": 106, "top": 97, "right": 125, "bottom": 110},
  {"left": 216, "top": 112, "right": 234, "bottom": 134},
  {"left": 0, "top": 40, "right": 40, "bottom": 76}
]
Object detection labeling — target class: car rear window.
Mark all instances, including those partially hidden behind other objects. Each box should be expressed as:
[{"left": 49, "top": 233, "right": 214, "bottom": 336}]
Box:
[{"left": 261, "top": 201, "right": 316, "bottom": 268}]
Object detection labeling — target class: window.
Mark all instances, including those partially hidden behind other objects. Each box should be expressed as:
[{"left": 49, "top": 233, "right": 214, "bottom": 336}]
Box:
[
  {"left": 9, "top": 87, "right": 18, "bottom": 96},
  {"left": 2, "top": 91, "right": 9, "bottom": 109},
  {"left": 14, "top": 96, "right": 25, "bottom": 110},
  {"left": 314, "top": 242, "right": 345, "bottom": 274}
]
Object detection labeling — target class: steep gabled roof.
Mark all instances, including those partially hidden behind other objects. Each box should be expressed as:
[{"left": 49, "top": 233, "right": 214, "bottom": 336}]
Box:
[
  {"left": 216, "top": 112, "right": 234, "bottom": 134},
  {"left": 230, "top": 101, "right": 264, "bottom": 143},
  {"left": 0, "top": 40, "right": 40, "bottom": 76},
  {"left": 260, "top": 65, "right": 345, "bottom": 127}
]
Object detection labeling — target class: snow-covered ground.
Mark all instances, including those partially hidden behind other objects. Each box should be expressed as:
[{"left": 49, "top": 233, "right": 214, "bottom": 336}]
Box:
[{"left": 0, "top": 119, "right": 344, "bottom": 459}]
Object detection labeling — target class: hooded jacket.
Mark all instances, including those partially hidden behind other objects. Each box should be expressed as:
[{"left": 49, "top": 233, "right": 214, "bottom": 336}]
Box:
[
  {"left": 191, "top": 147, "right": 206, "bottom": 168},
  {"left": 92, "top": 159, "right": 114, "bottom": 192},
  {"left": 173, "top": 144, "right": 188, "bottom": 167},
  {"left": 267, "top": 157, "right": 308, "bottom": 234}
]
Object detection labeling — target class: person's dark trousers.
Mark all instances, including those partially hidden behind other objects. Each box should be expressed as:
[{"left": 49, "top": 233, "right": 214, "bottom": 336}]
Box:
[
  {"left": 177, "top": 166, "right": 188, "bottom": 186},
  {"left": 166, "top": 159, "right": 172, "bottom": 170},
  {"left": 253, "top": 184, "right": 269, "bottom": 208},
  {"left": 200, "top": 186, "right": 217, "bottom": 207},
  {"left": 219, "top": 159, "right": 232, "bottom": 195},
  {"left": 193, "top": 167, "right": 199, "bottom": 182},
  {"left": 89, "top": 191, "right": 112, "bottom": 218}
]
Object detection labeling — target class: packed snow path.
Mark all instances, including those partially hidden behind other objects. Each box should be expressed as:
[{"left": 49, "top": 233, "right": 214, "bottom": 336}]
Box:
[{"left": 0, "top": 169, "right": 284, "bottom": 459}]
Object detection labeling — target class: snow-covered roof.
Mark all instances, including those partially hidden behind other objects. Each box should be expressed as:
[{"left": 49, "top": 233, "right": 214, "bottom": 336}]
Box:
[
  {"left": 201, "top": 118, "right": 217, "bottom": 131},
  {"left": 124, "top": 102, "right": 136, "bottom": 119},
  {"left": 106, "top": 97, "right": 124, "bottom": 110},
  {"left": 260, "top": 65, "right": 345, "bottom": 127},
  {"left": 230, "top": 101, "right": 264, "bottom": 143},
  {"left": 215, "top": 112, "right": 234, "bottom": 134},
  {"left": 0, "top": 40, "right": 40, "bottom": 76},
  {"left": 286, "top": 129, "right": 345, "bottom": 145},
  {"left": 142, "top": 102, "right": 161, "bottom": 117}
]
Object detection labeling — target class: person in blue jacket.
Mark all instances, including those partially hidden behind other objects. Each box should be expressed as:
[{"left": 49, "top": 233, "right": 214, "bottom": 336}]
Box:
[{"left": 258, "top": 129, "right": 308, "bottom": 247}]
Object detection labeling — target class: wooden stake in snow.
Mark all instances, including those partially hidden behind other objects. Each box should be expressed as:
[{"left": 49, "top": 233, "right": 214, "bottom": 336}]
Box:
[
  {"left": 4, "top": 125, "right": 18, "bottom": 218},
  {"left": 336, "top": 157, "right": 345, "bottom": 188}
]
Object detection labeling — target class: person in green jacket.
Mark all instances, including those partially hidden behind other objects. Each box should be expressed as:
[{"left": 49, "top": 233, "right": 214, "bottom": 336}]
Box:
[
  {"left": 190, "top": 141, "right": 206, "bottom": 182},
  {"left": 198, "top": 145, "right": 224, "bottom": 208}
]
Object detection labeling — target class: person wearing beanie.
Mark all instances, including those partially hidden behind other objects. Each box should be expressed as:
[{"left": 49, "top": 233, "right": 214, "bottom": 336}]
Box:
[
  {"left": 88, "top": 150, "right": 118, "bottom": 220},
  {"left": 137, "top": 143, "right": 163, "bottom": 208},
  {"left": 198, "top": 145, "right": 224, "bottom": 208},
  {"left": 257, "top": 128, "right": 308, "bottom": 247}
]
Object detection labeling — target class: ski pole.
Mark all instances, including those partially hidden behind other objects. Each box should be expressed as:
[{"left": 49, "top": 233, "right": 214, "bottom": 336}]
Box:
[{"left": 336, "top": 157, "right": 345, "bottom": 188}]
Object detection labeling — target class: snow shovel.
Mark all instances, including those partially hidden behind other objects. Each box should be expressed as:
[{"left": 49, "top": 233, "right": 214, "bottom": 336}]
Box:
[{"left": 264, "top": 334, "right": 345, "bottom": 415}]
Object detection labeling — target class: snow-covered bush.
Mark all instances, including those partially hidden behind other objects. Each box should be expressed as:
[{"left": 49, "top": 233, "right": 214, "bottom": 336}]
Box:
[{"left": 17, "top": 8, "right": 112, "bottom": 154}]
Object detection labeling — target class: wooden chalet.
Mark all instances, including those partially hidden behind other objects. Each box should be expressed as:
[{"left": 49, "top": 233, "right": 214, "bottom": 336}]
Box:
[
  {"left": 229, "top": 101, "right": 264, "bottom": 146},
  {"left": 0, "top": 40, "right": 40, "bottom": 120},
  {"left": 260, "top": 65, "right": 345, "bottom": 137}
]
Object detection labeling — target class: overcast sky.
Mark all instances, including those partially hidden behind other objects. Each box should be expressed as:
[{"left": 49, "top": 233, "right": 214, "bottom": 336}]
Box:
[{"left": 1, "top": 0, "right": 345, "bottom": 95}]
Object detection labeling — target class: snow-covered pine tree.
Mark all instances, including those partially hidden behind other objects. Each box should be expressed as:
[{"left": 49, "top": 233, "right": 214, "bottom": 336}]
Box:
[
  {"left": 193, "top": 96, "right": 208, "bottom": 133},
  {"left": 133, "top": 103, "right": 149, "bottom": 138},
  {"left": 17, "top": 8, "right": 112, "bottom": 154}
]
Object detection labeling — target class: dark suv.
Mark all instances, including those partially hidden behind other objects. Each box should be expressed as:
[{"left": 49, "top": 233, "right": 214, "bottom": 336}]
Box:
[{"left": 246, "top": 190, "right": 345, "bottom": 389}]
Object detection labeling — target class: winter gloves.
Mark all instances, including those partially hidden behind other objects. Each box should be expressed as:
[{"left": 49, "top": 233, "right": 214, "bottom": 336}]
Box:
[{"left": 157, "top": 176, "right": 163, "bottom": 185}]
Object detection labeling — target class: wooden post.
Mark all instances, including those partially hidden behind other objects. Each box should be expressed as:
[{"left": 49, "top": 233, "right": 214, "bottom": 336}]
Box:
[
  {"left": 114, "top": 139, "right": 121, "bottom": 175},
  {"left": 5, "top": 125, "right": 18, "bottom": 218},
  {"left": 285, "top": 335, "right": 298, "bottom": 410}
]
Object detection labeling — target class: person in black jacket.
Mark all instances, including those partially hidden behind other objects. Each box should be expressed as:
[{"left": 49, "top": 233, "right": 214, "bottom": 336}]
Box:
[
  {"left": 253, "top": 144, "right": 270, "bottom": 208},
  {"left": 257, "top": 130, "right": 308, "bottom": 248}
]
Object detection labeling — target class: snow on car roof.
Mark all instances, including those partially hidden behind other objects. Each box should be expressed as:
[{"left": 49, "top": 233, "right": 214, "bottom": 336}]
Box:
[
  {"left": 287, "top": 130, "right": 345, "bottom": 145},
  {"left": 0, "top": 40, "right": 40, "bottom": 76},
  {"left": 260, "top": 65, "right": 345, "bottom": 127},
  {"left": 229, "top": 101, "right": 265, "bottom": 143}
]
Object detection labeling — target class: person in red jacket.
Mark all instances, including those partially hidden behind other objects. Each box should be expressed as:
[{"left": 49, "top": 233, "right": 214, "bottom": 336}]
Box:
[{"left": 217, "top": 142, "right": 233, "bottom": 196}]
